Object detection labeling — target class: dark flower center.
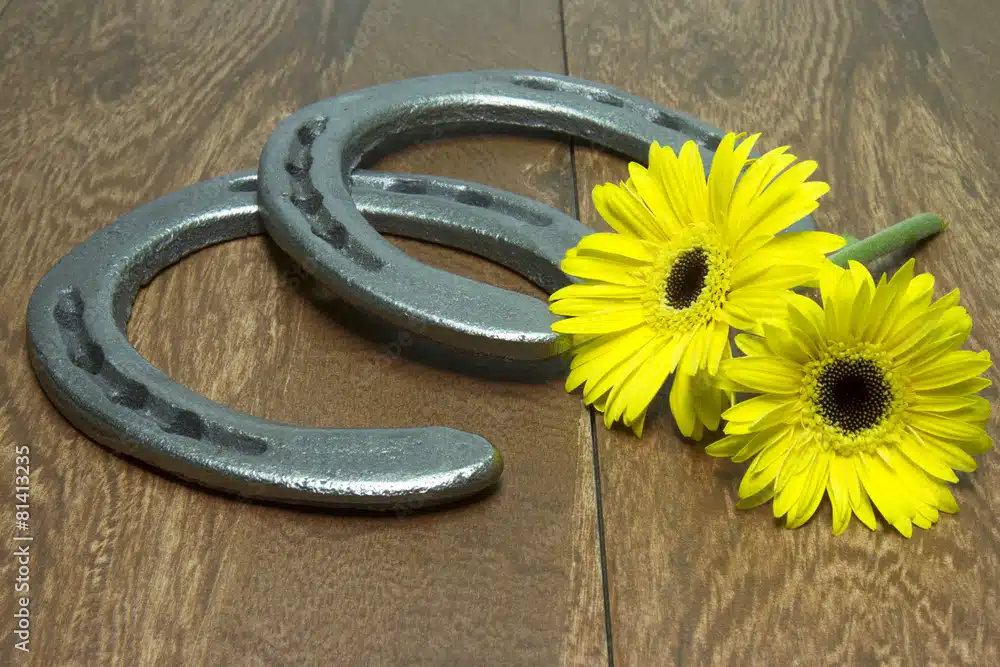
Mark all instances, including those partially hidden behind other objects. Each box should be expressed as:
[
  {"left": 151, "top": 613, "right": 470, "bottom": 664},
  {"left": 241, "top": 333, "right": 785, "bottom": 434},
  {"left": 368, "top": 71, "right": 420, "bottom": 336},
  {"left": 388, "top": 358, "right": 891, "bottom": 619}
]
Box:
[
  {"left": 815, "top": 358, "right": 893, "bottom": 433},
  {"left": 664, "top": 248, "right": 709, "bottom": 309}
]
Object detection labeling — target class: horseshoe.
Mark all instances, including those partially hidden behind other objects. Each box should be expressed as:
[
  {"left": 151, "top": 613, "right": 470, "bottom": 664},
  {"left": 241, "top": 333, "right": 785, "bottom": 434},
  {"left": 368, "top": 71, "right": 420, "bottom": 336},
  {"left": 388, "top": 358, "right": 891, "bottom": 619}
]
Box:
[
  {"left": 26, "top": 169, "right": 590, "bottom": 509},
  {"left": 258, "top": 69, "right": 818, "bottom": 362}
]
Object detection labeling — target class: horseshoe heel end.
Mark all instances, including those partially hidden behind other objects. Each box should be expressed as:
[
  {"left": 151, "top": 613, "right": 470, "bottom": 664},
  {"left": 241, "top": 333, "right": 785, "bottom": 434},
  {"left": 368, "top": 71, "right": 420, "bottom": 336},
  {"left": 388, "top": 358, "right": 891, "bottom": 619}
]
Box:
[
  {"left": 26, "top": 306, "right": 504, "bottom": 510},
  {"left": 256, "top": 426, "right": 505, "bottom": 509},
  {"left": 150, "top": 425, "right": 506, "bottom": 511}
]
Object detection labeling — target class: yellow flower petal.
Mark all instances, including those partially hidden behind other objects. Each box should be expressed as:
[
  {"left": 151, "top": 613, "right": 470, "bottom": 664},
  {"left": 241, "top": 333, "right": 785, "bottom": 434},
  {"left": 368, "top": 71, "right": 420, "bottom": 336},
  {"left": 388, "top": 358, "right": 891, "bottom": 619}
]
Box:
[
  {"left": 669, "top": 370, "right": 697, "bottom": 437},
  {"left": 726, "top": 287, "right": 796, "bottom": 326},
  {"left": 729, "top": 146, "right": 795, "bottom": 231},
  {"left": 846, "top": 458, "right": 879, "bottom": 531},
  {"left": 881, "top": 275, "right": 938, "bottom": 346},
  {"left": 565, "top": 326, "right": 655, "bottom": 391},
  {"left": 908, "top": 394, "right": 990, "bottom": 418},
  {"left": 709, "top": 132, "right": 759, "bottom": 229},
  {"left": 823, "top": 266, "right": 857, "bottom": 342},
  {"left": 592, "top": 182, "right": 666, "bottom": 240},
  {"left": 730, "top": 262, "right": 822, "bottom": 292},
  {"left": 738, "top": 168, "right": 828, "bottom": 241},
  {"left": 735, "top": 485, "right": 776, "bottom": 509},
  {"left": 773, "top": 463, "right": 808, "bottom": 518},
  {"left": 881, "top": 447, "right": 959, "bottom": 514},
  {"left": 893, "top": 330, "right": 968, "bottom": 369},
  {"left": 786, "top": 293, "right": 827, "bottom": 349},
  {"left": 568, "top": 325, "right": 645, "bottom": 370},
  {"left": 778, "top": 438, "right": 819, "bottom": 489},
  {"left": 845, "top": 259, "right": 877, "bottom": 293},
  {"left": 942, "top": 376, "right": 991, "bottom": 396},
  {"left": 786, "top": 450, "right": 831, "bottom": 528},
  {"left": 550, "top": 297, "right": 643, "bottom": 317},
  {"left": 629, "top": 406, "right": 649, "bottom": 437},
  {"left": 748, "top": 230, "right": 846, "bottom": 262},
  {"left": 559, "top": 255, "right": 645, "bottom": 286},
  {"left": 718, "top": 356, "right": 802, "bottom": 394},
  {"left": 699, "top": 318, "right": 727, "bottom": 375},
  {"left": 679, "top": 326, "right": 709, "bottom": 375},
  {"left": 677, "top": 141, "right": 710, "bottom": 223},
  {"left": 761, "top": 322, "right": 817, "bottom": 365},
  {"left": 827, "top": 456, "right": 853, "bottom": 535},
  {"left": 730, "top": 426, "right": 791, "bottom": 463},
  {"left": 856, "top": 453, "right": 913, "bottom": 538},
  {"left": 574, "top": 232, "right": 658, "bottom": 263},
  {"left": 864, "top": 259, "right": 915, "bottom": 343},
  {"left": 846, "top": 275, "right": 875, "bottom": 339},
  {"left": 690, "top": 419, "right": 706, "bottom": 442},
  {"left": 692, "top": 371, "right": 726, "bottom": 432},
  {"left": 718, "top": 299, "right": 761, "bottom": 334},
  {"left": 550, "top": 283, "right": 645, "bottom": 302},
  {"left": 738, "top": 465, "right": 781, "bottom": 502},
  {"left": 723, "top": 393, "right": 793, "bottom": 425},
  {"left": 704, "top": 433, "right": 749, "bottom": 458},
  {"left": 585, "top": 336, "right": 660, "bottom": 405},
  {"left": 647, "top": 143, "right": 696, "bottom": 227},
  {"left": 733, "top": 333, "right": 770, "bottom": 358},
  {"left": 620, "top": 336, "right": 687, "bottom": 425},
  {"left": 896, "top": 433, "right": 960, "bottom": 483},
  {"left": 908, "top": 425, "right": 982, "bottom": 471},
  {"left": 627, "top": 162, "right": 684, "bottom": 237},
  {"left": 908, "top": 349, "right": 992, "bottom": 391},
  {"left": 551, "top": 307, "right": 647, "bottom": 335}
]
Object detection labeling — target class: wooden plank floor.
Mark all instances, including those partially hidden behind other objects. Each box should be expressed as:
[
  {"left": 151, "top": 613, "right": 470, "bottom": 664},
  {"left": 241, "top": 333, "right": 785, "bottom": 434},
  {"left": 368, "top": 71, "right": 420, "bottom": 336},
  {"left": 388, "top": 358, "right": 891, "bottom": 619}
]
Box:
[
  {"left": 1, "top": 1, "right": 997, "bottom": 665},
  {"left": 563, "top": 1, "right": 1000, "bottom": 666},
  {"left": 0, "top": 2, "right": 605, "bottom": 666}
]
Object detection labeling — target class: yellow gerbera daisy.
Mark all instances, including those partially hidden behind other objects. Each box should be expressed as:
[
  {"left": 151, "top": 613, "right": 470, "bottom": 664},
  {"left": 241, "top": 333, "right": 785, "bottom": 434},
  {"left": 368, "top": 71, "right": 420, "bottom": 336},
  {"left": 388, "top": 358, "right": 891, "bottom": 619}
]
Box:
[
  {"left": 549, "top": 132, "right": 843, "bottom": 437},
  {"left": 709, "top": 259, "right": 994, "bottom": 537}
]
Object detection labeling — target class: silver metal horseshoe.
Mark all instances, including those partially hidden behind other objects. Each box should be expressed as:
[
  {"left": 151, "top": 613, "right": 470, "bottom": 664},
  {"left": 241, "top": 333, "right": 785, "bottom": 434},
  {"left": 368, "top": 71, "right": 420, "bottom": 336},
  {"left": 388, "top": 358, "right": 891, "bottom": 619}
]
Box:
[
  {"left": 258, "top": 69, "right": 818, "bottom": 362},
  {"left": 27, "top": 169, "right": 590, "bottom": 509}
]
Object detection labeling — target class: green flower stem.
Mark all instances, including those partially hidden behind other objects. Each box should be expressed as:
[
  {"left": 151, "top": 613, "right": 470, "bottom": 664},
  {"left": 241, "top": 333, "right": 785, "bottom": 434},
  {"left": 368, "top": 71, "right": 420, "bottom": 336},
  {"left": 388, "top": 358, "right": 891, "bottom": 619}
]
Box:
[{"left": 828, "top": 213, "right": 948, "bottom": 268}]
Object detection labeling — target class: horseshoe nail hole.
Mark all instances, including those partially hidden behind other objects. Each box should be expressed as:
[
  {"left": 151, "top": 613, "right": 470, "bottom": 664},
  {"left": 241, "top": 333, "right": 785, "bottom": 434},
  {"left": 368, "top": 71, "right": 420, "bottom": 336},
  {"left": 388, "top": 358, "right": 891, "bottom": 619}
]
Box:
[
  {"left": 513, "top": 207, "right": 555, "bottom": 227},
  {"left": 509, "top": 75, "right": 560, "bottom": 91},
  {"left": 453, "top": 188, "right": 493, "bottom": 208},
  {"left": 649, "top": 110, "right": 684, "bottom": 132},
  {"left": 161, "top": 407, "right": 204, "bottom": 440},
  {"left": 344, "top": 238, "right": 386, "bottom": 272},
  {"left": 214, "top": 429, "right": 268, "bottom": 455},
  {"left": 312, "top": 220, "right": 349, "bottom": 249},
  {"left": 587, "top": 90, "right": 626, "bottom": 107},
  {"left": 227, "top": 175, "right": 258, "bottom": 192},
  {"left": 291, "top": 192, "right": 323, "bottom": 215},
  {"left": 285, "top": 142, "right": 313, "bottom": 177},
  {"left": 53, "top": 289, "right": 85, "bottom": 331},
  {"left": 69, "top": 341, "right": 105, "bottom": 374},
  {"left": 385, "top": 178, "right": 428, "bottom": 195},
  {"left": 296, "top": 116, "right": 328, "bottom": 145},
  {"left": 107, "top": 380, "right": 150, "bottom": 410},
  {"left": 233, "top": 437, "right": 267, "bottom": 456},
  {"left": 701, "top": 134, "right": 722, "bottom": 151}
]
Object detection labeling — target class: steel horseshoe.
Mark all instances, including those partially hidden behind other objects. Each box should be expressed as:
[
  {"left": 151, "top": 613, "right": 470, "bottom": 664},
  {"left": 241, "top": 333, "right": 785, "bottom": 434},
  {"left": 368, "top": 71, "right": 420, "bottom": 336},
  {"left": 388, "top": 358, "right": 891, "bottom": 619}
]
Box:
[
  {"left": 258, "top": 69, "right": 818, "bottom": 362},
  {"left": 27, "top": 169, "right": 590, "bottom": 509}
]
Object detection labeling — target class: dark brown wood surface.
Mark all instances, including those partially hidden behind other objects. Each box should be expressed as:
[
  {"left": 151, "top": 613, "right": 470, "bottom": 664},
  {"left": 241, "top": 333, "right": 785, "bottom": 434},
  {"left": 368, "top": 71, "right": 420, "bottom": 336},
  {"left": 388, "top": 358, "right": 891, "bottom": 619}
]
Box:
[
  {"left": 562, "top": 1, "right": 1000, "bottom": 666},
  {"left": 0, "top": 2, "right": 605, "bottom": 665},
  {"left": 1, "top": 1, "right": 998, "bottom": 666}
]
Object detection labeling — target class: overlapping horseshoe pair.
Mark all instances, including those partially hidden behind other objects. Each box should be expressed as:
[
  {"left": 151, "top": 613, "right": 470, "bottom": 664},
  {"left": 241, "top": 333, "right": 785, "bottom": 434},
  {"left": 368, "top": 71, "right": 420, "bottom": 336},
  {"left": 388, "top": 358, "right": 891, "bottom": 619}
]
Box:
[{"left": 27, "top": 70, "right": 816, "bottom": 509}]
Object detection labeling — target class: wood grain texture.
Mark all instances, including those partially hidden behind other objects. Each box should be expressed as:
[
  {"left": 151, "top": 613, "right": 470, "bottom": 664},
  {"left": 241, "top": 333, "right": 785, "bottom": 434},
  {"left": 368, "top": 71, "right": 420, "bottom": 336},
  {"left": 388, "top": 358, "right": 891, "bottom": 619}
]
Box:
[
  {"left": 0, "top": 1, "right": 607, "bottom": 665},
  {"left": 562, "top": 1, "right": 1000, "bottom": 665}
]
